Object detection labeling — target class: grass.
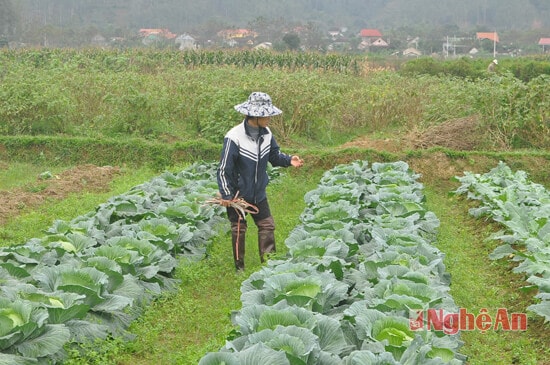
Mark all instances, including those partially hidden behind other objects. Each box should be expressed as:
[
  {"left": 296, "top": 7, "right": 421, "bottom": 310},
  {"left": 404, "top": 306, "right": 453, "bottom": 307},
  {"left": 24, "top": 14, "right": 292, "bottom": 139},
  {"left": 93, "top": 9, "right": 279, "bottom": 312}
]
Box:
[
  {"left": 0, "top": 162, "right": 67, "bottom": 190},
  {"left": 424, "top": 186, "right": 550, "bottom": 365},
  {"left": 0, "top": 165, "right": 159, "bottom": 247},
  {"left": 108, "top": 237, "right": 244, "bottom": 365}
]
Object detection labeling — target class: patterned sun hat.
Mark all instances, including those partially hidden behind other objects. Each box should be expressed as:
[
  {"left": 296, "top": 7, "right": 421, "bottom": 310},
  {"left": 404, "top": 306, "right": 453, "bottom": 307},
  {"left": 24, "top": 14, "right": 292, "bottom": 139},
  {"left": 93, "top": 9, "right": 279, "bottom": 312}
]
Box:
[{"left": 234, "top": 92, "right": 282, "bottom": 117}]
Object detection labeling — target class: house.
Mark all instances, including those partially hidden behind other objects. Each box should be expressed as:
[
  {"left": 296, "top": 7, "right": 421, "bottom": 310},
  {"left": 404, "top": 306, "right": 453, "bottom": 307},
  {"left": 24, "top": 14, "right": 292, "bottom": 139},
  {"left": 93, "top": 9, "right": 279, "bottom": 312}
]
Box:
[
  {"left": 358, "top": 38, "right": 388, "bottom": 51},
  {"left": 217, "top": 29, "right": 258, "bottom": 40},
  {"left": 359, "top": 29, "right": 383, "bottom": 39},
  {"left": 476, "top": 32, "right": 499, "bottom": 56},
  {"left": 476, "top": 32, "right": 499, "bottom": 43},
  {"left": 403, "top": 47, "right": 422, "bottom": 57},
  {"left": 328, "top": 28, "right": 342, "bottom": 41},
  {"left": 254, "top": 42, "right": 272, "bottom": 50},
  {"left": 175, "top": 34, "right": 197, "bottom": 50},
  {"left": 139, "top": 28, "right": 177, "bottom": 39},
  {"left": 217, "top": 28, "right": 258, "bottom": 48},
  {"left": 328, "top": 27, "right": 347, "bottom": 41},
  {"left": 371, "top": 38, "right": 388, "bottom": 47},
  {"left": 539, "top": 38, "right": 550, "bottom": 52},
  {"left": 139, "top": 28, "right": 177, "bottom": 46},
  {"left": 358, "top": 28, "right": 387, "bottom": 51}
]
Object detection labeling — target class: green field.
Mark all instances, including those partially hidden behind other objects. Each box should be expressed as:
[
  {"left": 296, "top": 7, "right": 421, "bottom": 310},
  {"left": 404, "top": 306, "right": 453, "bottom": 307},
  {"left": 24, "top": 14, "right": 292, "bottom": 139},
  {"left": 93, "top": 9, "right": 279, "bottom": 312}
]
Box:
[{"left": 1, "top": 49, "right": 549, "bottom": 365}]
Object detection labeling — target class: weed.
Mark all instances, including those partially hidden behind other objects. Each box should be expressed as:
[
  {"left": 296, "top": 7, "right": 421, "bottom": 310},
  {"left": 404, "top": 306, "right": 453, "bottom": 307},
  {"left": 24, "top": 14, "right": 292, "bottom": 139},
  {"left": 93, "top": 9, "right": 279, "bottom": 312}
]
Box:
[{"left": 24, "top": 183, "right": 48, "bottom": 193}]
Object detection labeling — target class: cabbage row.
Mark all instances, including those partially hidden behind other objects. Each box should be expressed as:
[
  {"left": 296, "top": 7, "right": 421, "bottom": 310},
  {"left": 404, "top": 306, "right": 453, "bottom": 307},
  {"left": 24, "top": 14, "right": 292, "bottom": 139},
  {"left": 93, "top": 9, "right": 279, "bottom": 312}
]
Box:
[
  {"left": 0, "top": 162, "right": 226, "bottom": 364},
  {"left": 454, "top": 161, "right": 550, "bottom": 322},
  {"left": 200, "top": 160, "right": 466, "bottom": 365}
]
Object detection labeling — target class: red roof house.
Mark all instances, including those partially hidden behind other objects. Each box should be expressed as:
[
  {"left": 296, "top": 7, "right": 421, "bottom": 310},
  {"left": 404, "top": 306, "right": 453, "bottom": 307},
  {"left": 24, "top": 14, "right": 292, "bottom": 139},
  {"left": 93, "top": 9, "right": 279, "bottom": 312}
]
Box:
[
  {"left": 476, "top": 32, "right": 499, "bottom": 43},
  {"left": 359, "top": 29, "right": 383, "bottom": 38},
  {"left": 357, "top": 29, "right": 387, "bottom": 51},
  {"left": 539, "top": 38, "right": 550, "bottom": 46}
]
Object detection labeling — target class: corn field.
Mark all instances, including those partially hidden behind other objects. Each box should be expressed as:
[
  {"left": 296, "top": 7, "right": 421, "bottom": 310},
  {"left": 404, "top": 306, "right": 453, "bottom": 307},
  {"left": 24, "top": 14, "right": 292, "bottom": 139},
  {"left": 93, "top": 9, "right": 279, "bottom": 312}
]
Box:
[{"left": 0, "top": 48, "right": 363, "bottom": 74}]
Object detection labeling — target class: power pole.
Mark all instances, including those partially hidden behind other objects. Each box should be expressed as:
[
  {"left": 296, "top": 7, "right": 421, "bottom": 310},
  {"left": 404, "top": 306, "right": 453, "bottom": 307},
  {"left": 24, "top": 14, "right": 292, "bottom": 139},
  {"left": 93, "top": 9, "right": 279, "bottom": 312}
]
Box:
[{"left": 493, "top": 30, "right": 497, "bottom": 58}]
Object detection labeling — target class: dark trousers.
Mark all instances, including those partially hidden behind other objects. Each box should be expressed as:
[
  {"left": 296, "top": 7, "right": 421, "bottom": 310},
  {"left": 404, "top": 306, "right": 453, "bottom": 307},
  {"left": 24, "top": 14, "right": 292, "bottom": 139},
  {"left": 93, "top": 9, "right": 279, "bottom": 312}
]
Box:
[{"left": 227, "top": 199, "right": 275, "bottom": 270}]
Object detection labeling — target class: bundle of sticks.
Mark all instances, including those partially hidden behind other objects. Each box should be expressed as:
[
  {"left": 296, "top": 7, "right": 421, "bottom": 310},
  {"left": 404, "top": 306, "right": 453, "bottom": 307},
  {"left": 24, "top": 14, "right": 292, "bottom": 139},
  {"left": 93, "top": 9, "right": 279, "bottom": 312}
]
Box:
[{"left": 204, "top": 191, "right": 259, "bottom": 219}]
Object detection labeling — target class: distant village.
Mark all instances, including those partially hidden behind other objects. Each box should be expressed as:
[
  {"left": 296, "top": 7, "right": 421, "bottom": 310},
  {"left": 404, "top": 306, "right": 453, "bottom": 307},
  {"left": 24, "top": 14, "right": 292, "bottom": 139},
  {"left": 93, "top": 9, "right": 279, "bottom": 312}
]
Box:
[
  {"left": 6, "top": 25, "right": 549, "bottom": 58},
  {"left": 93, "top": 27, "right": 550, "bottom": 58}
]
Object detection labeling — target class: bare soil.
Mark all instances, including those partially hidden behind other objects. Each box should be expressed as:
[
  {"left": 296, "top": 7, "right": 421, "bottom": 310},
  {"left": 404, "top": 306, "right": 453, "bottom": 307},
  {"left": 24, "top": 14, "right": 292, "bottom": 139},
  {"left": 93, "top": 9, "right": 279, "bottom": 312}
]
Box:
[{"left": 0, "top": 165, "right": 120, "bottom": 225}]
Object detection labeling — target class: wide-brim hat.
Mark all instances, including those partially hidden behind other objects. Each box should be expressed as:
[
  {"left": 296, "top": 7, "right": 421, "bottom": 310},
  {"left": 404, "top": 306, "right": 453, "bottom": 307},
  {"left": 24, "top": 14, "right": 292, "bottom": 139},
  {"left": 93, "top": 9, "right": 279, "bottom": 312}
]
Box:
[{"left": 234, "top": 92, "right": 282, "bottom": 117}]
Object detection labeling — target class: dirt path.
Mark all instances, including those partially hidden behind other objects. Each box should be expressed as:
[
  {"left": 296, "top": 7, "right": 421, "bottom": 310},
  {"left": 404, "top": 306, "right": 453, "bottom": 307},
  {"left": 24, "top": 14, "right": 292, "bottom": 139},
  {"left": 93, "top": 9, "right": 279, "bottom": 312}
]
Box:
[{"left": 0, "top": 165, "right": 120, "bottom": 225}]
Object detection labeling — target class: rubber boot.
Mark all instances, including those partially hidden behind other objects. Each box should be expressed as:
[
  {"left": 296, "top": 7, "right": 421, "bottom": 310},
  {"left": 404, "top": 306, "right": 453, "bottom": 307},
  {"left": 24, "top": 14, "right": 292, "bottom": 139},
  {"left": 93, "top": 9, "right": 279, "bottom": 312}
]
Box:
[
  {"left": 231, "top": 219, "right": 246, "bottom": 271},
  {"left": 257, "top": 216, "right": 275, "bottom": 263}
]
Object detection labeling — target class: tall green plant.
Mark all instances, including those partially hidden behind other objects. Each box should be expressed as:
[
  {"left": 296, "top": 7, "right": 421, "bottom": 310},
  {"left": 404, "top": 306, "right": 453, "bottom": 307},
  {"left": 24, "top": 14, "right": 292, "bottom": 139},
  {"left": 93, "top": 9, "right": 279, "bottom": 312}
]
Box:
[
  {"left": 475, "top": 73, "right": 550, "bottom": 148},
  {"left": 1, "top": 49, "right": 548, "bottom": 149}
]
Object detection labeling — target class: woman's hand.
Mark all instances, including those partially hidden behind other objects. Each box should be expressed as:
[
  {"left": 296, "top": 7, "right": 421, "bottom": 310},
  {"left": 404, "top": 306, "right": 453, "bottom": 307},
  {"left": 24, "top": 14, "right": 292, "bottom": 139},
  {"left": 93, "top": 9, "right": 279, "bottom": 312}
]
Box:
[{"left": 291, "top": 155, "right": 304, "bottom": 168}]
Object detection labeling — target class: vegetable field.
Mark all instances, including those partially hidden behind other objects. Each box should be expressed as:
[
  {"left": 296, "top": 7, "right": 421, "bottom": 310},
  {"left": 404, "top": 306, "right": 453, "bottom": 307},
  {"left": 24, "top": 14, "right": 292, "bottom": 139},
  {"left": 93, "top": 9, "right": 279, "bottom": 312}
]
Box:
[
  {"left": 454, "top": 162, "right": 550, "bottom": 323},
  {"left": 1, "top": 156, "right": 549, "bottom": 364},
  {"left": 200, "top": 160, "right": 465, "bottom": 364},
  {"left": 1, "top": 49, "right": 550, "bottom": 364},
  {"left": 0, "top": 163, "right": 227, "bottom": 364}
]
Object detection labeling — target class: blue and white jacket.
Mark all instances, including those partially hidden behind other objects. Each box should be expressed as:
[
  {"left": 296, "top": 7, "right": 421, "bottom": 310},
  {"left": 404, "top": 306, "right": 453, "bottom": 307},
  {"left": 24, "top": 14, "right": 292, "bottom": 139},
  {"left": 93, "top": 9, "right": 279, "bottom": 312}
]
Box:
[{"left": 217, "top": 120, "right": 292, "bottom": 203}]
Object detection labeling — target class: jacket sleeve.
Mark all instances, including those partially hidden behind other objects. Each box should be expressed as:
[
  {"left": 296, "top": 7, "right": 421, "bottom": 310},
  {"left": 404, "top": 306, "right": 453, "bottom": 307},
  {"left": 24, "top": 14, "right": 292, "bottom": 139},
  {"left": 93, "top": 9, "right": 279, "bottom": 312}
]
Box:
[
  {"left": 268, "top": 135, "right": 292, "bottom": 167},
  {"left": 217, "top": 137, "right": 239, "bottom": 200}
]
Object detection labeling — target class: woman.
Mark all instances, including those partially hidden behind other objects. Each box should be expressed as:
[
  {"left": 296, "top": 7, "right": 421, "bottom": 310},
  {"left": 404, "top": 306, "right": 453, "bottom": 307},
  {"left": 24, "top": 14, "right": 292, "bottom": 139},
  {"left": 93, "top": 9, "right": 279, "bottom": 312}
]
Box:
[{"left": 217, "top": 91, "right": 304, "bottom": 271}]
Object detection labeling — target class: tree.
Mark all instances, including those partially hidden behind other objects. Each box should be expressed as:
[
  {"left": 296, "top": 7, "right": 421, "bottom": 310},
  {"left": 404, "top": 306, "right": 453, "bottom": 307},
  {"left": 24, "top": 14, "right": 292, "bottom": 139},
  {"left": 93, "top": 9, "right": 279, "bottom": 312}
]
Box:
[
  {"left": 0, "top": 0, "right": 18, "bottom": 37},
  {"left": 282, "top": 32, "right": 301, "bottom": 50}
]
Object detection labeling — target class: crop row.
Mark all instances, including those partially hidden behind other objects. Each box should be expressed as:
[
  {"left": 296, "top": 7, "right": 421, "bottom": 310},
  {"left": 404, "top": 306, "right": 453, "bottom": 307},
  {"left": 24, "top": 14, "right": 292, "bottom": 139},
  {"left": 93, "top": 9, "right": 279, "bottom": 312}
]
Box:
[
  {"left": 200, "top": 160, "right": 465, "bottom": 364},
  {"left": 0, "top": 162, "right": 226, "bottom": 364},
  {"left": 0, "top": 48, "right": 361, "bottom": 74},
  {"left": 454, "top": 161, "right": 550, "bottom": 322}
]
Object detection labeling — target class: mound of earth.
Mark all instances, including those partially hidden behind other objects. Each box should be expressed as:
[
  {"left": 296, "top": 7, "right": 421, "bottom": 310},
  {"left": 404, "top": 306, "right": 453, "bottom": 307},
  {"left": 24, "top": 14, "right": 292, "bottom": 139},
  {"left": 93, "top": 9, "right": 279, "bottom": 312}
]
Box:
[
  {"left": 343, "top": 115, "right": 490, "bottom": 152},
  {"left": 0, "top": 165, "right": 120, "bottom": 225},
  {"left": 412, "top": 116, "right": 488, "bottom": 151}
]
